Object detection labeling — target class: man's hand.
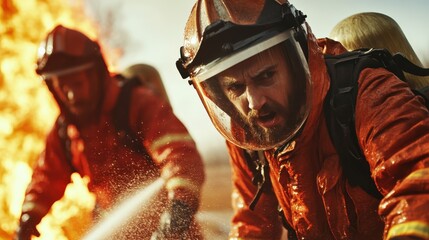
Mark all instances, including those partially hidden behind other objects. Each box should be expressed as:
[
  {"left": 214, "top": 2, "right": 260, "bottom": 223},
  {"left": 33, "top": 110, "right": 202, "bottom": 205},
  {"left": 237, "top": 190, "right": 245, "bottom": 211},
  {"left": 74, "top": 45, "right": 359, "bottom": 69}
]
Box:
[
  {"left": 151, "top": 199, "right": 194, "bottom": 240},
  {"left": 14, "top": 214, "right": 41, "bottom": 240}
]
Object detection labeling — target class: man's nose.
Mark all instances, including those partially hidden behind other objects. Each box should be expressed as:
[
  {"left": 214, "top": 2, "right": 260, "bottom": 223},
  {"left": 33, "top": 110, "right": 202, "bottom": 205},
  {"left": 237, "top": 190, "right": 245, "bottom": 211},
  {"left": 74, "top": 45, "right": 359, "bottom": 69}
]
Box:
[
  {"left": 62, "top": 85, "right": 77, "bottom": 102},
  {"left": 66, "top": 90, "right": 74, "bottom": 101},
  {"left": 246, "top": 86, "right": 266, "bottom": 110}
]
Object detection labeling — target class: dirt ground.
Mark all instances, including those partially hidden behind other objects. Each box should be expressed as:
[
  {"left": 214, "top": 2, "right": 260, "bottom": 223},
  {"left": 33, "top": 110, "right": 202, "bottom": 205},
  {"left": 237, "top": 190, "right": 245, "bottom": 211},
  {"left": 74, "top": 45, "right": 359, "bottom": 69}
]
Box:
[{"left": 197, "top": 161, "right": 234, "bottom": 239}]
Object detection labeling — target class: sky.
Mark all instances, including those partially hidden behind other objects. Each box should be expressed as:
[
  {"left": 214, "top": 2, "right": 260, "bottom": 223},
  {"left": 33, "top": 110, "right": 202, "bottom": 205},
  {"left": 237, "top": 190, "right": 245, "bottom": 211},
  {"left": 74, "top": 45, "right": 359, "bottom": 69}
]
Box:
[{"left": 85, "top": 0, "right": 429, "bottom": 163}]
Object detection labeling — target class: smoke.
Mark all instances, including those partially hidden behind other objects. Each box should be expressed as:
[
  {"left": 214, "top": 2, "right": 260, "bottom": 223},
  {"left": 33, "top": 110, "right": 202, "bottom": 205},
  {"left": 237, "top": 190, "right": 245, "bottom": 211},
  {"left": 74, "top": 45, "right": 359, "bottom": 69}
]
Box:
[{"left": 84, "top": 0, "right": 132, "bottom": 71}]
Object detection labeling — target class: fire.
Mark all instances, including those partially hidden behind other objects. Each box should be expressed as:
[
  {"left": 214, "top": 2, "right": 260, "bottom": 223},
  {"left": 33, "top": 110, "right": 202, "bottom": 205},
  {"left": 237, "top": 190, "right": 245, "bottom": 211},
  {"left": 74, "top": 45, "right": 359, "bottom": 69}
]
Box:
[{"left": 0, "top": 0, "right": 119, "bottom": 239}]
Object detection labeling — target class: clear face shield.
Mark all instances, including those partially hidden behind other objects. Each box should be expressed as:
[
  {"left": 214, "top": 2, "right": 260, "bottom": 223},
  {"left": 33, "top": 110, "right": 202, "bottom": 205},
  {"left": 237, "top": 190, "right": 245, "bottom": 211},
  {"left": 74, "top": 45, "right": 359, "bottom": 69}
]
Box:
[
  {"left": 190, "top": 30, "right": 311, "bottom": 150},
  {"left": 40, "top": 62, "right": 94, "bottom": 81}
]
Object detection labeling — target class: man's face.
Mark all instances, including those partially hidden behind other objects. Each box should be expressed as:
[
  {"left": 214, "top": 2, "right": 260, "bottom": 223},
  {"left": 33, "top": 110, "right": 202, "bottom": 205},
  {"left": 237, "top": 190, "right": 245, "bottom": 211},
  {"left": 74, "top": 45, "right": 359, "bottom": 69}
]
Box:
[
  {"left": 217, "top": 46, "right": 295, "bottom": 144},
  {"left": 50, "top": 67, "right": 100, "bottom": 121}
]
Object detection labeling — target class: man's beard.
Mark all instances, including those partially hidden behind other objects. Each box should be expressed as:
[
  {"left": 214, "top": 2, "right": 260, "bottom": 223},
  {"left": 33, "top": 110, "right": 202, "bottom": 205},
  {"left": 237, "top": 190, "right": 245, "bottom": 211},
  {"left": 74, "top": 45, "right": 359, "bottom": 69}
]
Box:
[{"left": 247, "top": 109, "right": 285, "bottom": 146}]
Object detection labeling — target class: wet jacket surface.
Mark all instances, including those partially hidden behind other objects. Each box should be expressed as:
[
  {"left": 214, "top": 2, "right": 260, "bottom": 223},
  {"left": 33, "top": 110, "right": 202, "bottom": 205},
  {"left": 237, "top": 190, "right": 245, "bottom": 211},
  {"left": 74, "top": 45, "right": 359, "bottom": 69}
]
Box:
[
  {"left": 227, "top": 26, "right": 429, "bottom": 240},
  {"left": 21, "top": 76, "right": 205, "bottom": 238}
]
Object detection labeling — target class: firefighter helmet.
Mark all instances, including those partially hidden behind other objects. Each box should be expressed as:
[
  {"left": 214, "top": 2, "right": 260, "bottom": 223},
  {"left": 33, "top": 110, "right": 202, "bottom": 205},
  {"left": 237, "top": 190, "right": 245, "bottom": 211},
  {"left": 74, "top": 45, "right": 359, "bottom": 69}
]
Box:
[
  {"left": 36, "top": 25, "right": 102, "bottom": 79},
  {"left": 176, "top": 0, "right": 311, "bottom": 150}
]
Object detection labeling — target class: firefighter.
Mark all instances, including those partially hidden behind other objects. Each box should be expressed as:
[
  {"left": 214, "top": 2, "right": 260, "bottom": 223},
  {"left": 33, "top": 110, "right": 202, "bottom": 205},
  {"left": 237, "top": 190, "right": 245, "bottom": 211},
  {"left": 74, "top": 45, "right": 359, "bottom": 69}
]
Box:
[
  {"left": 175, "top": 0, "right": 429, "bottom": 239},
  {"left": 15, "top": 25, "right": 205, "bottom": 240}
]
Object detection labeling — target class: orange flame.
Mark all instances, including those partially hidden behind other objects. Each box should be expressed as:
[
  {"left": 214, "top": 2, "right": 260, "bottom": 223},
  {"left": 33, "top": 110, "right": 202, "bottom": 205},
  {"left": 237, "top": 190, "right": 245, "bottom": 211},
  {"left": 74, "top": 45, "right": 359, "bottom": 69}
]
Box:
[{"left": 0, "top": 0, "right": 119, "bottom": 239}]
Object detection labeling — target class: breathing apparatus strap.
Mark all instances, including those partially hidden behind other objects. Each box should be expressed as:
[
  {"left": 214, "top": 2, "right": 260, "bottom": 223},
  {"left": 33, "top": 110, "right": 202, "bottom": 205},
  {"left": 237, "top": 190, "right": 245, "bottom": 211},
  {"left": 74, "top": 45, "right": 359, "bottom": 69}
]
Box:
[
  {"left": 244, "top": 150, "right": 270, "bottom": 210},
  {"left": 57, "top": 116, "right": 77, "bottom": 173}
]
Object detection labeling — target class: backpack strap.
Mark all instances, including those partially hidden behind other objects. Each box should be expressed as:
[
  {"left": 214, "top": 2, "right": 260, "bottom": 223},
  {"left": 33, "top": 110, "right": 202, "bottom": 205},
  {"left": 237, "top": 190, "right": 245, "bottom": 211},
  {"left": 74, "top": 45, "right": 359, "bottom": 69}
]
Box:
[
  {"left": 391, "top": 53, "right": 429, "bottom": 102},
  {"left": 243, "top": 150, "right": 271, "bottom": 210},
  {"left": 392, "top": 53, "right": 429, "bottom": 77},
  {"left": 324, "top": 48, "right": 429, "bottom": 199},
  {"left": 324, "top": 50, "right": 384, "bottom": 199},
  {"left": 112, "top": 77, "right": 152, "bottom": 159},
  {"left": 57, "top": 77, "right": 154, "bottom": 174},
  {"left": 243, "top": 149, "right": 298, "bottom": 237},
  {"left": 57, "top": 116, "right": 77, "bottom": 173}
]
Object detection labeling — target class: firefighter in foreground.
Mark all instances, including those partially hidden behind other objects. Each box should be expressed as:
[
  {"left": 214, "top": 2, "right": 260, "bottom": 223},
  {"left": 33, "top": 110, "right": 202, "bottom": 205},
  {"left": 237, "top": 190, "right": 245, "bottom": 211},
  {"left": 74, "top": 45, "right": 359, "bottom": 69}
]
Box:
[
  {"left": 176, "top": 0, "right": 429, "bottom": 239},
  {"left": 15, "top": 25, "right": 205, "bottom": 240}
]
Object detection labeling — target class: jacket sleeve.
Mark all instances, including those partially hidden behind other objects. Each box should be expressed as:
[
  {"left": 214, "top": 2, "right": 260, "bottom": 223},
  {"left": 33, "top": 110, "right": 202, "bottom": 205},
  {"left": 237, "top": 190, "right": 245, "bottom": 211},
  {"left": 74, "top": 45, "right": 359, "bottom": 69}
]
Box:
[
  {"left": 226, "top": 141, "right": 283, "bottom": 240},
  {"left": 130, "top": 88, "right": 205, "bottom": 212},
  {"left": 21, "top": 122, "right": 74, "bottom": 221},
  {"left": 355, "top": 67, "right": 429, "bottom": 239}
]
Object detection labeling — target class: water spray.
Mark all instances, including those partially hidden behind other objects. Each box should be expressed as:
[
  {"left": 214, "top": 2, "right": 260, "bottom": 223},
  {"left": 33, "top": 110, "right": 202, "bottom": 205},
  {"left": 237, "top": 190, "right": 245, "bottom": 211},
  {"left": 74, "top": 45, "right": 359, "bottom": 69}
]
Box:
[{"left": 81, "top": 178, "right": 165, "bottom": 240}]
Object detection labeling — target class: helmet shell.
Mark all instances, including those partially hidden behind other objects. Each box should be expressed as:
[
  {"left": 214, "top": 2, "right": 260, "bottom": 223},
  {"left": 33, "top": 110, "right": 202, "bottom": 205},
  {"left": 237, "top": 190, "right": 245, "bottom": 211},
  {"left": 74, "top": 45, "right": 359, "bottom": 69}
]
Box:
[
  {"left": 182, "top": 0, "right": 288, "bottom": 67},
  {"left": 177, "top": 0, "right": 308, "bottom": 79},
  {"left": 36, "top": 25, "right": 101, "bottom": 76}
]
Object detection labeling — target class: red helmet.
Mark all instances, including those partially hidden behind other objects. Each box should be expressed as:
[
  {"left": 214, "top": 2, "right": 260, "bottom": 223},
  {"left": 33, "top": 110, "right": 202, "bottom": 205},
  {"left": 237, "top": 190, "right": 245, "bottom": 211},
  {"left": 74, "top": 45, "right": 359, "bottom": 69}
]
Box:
[
  {"left": 176, "top": 0, "right": 308, "bottom": 79},
  {"left": 176, "top": 0, "right": 311, "bottom": 150},
  {"left": 36, "top": 25, "right": 103, "bottom": 79}
]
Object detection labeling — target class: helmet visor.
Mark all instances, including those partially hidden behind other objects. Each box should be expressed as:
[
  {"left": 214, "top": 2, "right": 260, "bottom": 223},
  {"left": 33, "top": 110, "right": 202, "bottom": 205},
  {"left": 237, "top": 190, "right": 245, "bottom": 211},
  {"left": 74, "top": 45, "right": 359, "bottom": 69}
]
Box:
[
  {"left": 40, "top": 61, "right": 94, "bottom": 80},
  {"left": 192, "top": 30, "right": 311, "bottom": 150}
]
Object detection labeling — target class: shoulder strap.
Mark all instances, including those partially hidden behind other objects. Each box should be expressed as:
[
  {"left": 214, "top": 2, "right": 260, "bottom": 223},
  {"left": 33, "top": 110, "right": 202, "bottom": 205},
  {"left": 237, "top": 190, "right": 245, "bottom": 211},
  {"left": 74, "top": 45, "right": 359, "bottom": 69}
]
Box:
[
  {"left": 324, "top": 49, "right": 385, "bottom": 199},
  {"left": 392, "top": 53, "right": 429, "bottom": 104},
  {"left": 244, "top": 149, "right": 298, "bottom": 238},
  {"left": 57, "top": 116, "right": 77, "bottom": 173},
  {"left": 112, "top": 77, "right": 151, "bottom": 156},
  {"left": 243, "top": 149, "right": 271, "bottom": 210},
  {"left": 112, "top": 77, "right": 139, "bottom": 134},
  {"left": 324, "top": 49, "right": 429, "bottom": 199},
  {"left": 58, "top": 77, "right": 153, "bottom": 172},
  {"left": 392, "top": 53, "right": 429, "bottom": 77}
]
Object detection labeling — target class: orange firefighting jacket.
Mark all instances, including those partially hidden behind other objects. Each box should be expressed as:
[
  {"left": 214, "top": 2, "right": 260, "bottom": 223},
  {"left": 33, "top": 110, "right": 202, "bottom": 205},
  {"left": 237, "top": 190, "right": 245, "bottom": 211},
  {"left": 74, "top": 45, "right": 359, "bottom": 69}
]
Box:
[
  {"left": 21, "top": 75, "right": 205, "bottom": 238},
  {"left": 227, "top": 24, "right": 429, "bottom": 240}
]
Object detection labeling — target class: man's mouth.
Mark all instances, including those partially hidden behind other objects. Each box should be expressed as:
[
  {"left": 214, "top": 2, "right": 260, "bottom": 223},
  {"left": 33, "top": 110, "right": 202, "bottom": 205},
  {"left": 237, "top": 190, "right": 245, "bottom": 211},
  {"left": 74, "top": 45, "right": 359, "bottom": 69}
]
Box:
[
  {"left": 255, "top": 112, "right": 279, "bottom": 128},
  {"left": 69, "top": 101, "right": 87, "bottom": 112}
]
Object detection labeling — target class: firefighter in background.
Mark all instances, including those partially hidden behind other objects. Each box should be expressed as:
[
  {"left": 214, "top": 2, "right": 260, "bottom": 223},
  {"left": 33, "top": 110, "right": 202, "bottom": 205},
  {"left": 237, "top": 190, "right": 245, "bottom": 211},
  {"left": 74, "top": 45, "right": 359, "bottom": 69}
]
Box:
[
  {"left": 329, "top": 12, "right": 429, "bottom": 90},
  {"left": 15, "top": 25, "right": 205, "bottom": 240},
  {"left": 121, "top": 63, "right": 171, "bottom": 104},
  {"left": 175, "top": 0, "right": 429, "bottom": 239}
]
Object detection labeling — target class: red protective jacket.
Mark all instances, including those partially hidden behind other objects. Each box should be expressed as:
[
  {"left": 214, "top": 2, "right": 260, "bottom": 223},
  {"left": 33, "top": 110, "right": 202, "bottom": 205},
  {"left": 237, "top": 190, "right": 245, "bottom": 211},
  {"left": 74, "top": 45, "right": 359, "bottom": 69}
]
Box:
[
  {"left": 228, "top": 25, "right": 429, "bottom": 240},
  {"left": 21, "top": 76, "right": 205, "bottom": 238}
]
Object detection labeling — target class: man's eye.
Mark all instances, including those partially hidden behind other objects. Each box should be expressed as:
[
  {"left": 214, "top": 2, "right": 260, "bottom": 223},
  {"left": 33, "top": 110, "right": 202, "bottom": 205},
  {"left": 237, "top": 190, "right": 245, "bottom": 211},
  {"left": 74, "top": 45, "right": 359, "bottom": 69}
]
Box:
[
  {"left": 227, "top": 83, "right": 244, "bottom": 96},
  {"left": 229, "top": 84, "right": 243, "bottom": 92},
  {"left": 259, "top": 70, "right": 275, "bottom": 80}
]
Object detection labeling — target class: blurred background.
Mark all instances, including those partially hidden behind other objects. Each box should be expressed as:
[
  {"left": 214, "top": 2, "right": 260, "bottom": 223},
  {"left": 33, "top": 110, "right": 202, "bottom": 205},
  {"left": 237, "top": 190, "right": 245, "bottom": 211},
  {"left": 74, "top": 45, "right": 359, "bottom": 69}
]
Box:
[{"left": 0, "top": 0, "right": 428, "bottom": 239}]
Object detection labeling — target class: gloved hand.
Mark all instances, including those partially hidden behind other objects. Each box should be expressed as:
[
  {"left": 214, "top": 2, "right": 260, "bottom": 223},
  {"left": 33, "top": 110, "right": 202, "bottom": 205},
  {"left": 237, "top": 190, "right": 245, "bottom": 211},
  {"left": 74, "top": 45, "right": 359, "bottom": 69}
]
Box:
[
  {"left": 14, "top": 213, "right": 41, "bottom": 240},
  {"left": 150, "top": 199, "right": 194, "bottom": 240}
]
